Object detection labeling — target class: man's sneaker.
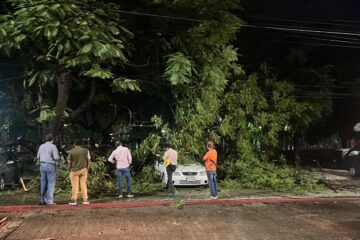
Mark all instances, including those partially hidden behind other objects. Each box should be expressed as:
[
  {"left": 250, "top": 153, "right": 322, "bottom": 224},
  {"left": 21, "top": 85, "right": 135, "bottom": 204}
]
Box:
[
  {"left": 210, "top": 196, "right": 218, "bottom": 200},
  {"left": 167, "top": 188, "right": 175, "bottom": 193},
  {"left": 118, "top": 195, "right": 123, "bottom": 198},
  {"left": 126, "top": 194, "right": 134, "bottom": 198},
  {"left": 82, "top": 200, "right": 90, "bottom": 205},
  {"left": 68, "top": 200, "right": 77, "bottom": 205}
]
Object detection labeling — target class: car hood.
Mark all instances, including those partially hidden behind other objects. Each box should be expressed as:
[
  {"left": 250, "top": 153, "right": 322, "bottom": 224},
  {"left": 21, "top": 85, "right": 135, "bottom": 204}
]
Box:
[
  {"left": 338, "top": 148, "right": 350, "bottom": 157},
  {"left": 176, "top": 164, "right": 205, "bottom": 172}
]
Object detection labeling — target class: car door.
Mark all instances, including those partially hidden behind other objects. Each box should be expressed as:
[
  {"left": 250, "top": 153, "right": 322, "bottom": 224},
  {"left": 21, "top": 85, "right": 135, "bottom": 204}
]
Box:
[
  {"left": 344, "top": 149, "right": 360, "bottom": 167},
  {"left": 1, "top": 153, "right": 17, "bottom": 184}
]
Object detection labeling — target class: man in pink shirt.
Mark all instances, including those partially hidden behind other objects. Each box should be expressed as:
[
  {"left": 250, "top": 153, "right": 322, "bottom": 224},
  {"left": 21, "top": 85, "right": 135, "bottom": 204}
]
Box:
[
  {"left": 162, "top": 144, "right": 178, "bottom": 192},
  {"left": 108, "top": 140, "right": 133, "bottom": 198}
]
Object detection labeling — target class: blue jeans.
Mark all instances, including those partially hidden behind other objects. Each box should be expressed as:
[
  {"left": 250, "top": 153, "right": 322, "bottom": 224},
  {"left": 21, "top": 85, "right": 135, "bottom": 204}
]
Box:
[
  {"left": 40, "top": 163, "right": 56, "bottom": 204},
  {"left": 116, "top": 167, "right": 132, "bottom": 195},
  {"left": 166, "top": 165, "right": 176, "bottom": 191},
  {"left": 206, "top": 171, "right": 217, "bottom": 197}
]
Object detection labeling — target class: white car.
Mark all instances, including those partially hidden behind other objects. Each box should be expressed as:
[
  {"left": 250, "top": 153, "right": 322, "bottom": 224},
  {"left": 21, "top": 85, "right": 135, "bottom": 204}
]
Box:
[{"left": 154, "top": 161, "right": 208, "bottom": 186}]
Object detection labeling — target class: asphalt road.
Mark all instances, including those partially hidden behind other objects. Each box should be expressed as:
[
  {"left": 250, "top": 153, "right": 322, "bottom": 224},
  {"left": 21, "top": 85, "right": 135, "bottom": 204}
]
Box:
[{"left": 1, "top": 199, "right": 359, "bottom": 240}]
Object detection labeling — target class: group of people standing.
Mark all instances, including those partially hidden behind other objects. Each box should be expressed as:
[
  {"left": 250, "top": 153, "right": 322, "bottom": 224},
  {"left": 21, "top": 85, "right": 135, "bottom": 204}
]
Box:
[
  {"left": 37, "top": 134, "right": 93, "bottom": 205},
  {"left": 163, "top": 141, "right": 218, "bottom": 199},
  {"left": 37, "top": 133, "right": 218, "bottom": 205}
]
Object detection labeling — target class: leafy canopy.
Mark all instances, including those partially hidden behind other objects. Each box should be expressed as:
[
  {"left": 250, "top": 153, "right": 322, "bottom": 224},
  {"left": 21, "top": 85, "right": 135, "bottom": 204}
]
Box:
[{"left": 0, "top": 0, "right": 138, "bottom": 91}]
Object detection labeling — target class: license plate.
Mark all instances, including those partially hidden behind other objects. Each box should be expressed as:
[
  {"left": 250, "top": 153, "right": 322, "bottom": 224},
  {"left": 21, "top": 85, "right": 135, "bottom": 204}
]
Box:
[{"left": 186, "top": 176, "right": 196, "bottom": 182}]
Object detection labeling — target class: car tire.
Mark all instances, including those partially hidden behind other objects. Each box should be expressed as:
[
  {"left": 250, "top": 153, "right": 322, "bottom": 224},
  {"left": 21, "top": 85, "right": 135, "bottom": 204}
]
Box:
[
  {"left": 0, "top": 176, "right": 5, "bottom": 191},
  {"left": 349, "top": 166, "right": 360, "bottom": 177}
]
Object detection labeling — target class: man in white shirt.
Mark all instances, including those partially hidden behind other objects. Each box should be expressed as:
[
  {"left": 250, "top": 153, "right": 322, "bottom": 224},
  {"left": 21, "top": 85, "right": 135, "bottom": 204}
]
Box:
[
  {"left": 108, "top": 140, "right": 133, "bottom": 198},
  {"left": 37, "top": 133, "right": 59, "bottom": 205}
]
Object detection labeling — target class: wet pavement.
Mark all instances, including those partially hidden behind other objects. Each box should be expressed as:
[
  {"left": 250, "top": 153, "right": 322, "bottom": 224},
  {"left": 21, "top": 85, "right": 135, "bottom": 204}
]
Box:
[
  {"left": 1, "top": 200, "right": 360, "bottom": 240},
  {"left": 0, "top": 168, "right": 360, "bottom": 239}
]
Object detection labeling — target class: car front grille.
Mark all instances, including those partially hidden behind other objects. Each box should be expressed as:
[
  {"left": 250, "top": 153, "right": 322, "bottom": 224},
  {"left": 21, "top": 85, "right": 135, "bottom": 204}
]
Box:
[
  {"left": 182, "top": 172, "right": 197, "bottom": 176},
  {"left": 179, "top": 180, "right": 201, "bottom": 185}
]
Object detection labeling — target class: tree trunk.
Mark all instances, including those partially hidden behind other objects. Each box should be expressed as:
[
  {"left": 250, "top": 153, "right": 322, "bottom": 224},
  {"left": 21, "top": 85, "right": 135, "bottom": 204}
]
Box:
[
  {"left": 70, "top": 78, "right": 97, "bottom": 121},
  {"left": 48, "top": 72, "right": 71, "bottom": 141}
]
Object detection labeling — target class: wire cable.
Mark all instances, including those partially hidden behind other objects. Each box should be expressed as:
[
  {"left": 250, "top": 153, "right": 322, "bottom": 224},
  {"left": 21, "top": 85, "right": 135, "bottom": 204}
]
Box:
[
  {"left": 244, "top": 26, "right": 360, "bottom": 43},
  {"left": 301, "top": 17, "right": 360, "bottom": 24},
  {"left": 250, "top": 30, "right": 360, "bottom": 46},
  {"left": 244, "top": 15, "right": 360, "bottom": 29},
  {"left": 0, "top": 75, "right": 26, "bottom": 82},
  {"left": 111, "top": 9, "right": 360, "bottom": 37},
  {"left": 244, "top": 24, "right": 360, "bottom": 37},
  {"left": 268, "top": 39, "right": 360, "bottom": 49},
  {"left": 110, "top": 10, "right": 360, "bottom": 49},
  {"left": 113, "top": 9, "right": 216, "bottom": 23}
]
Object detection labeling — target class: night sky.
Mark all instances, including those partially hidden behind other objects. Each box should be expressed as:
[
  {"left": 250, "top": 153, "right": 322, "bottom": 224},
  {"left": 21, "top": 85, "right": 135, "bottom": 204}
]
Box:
[
  {"left": 241, "top": 0, "right": 360, "bottom": 144},
  {"left": 242, "top": 0, "right": 360, "bottom": 20}
]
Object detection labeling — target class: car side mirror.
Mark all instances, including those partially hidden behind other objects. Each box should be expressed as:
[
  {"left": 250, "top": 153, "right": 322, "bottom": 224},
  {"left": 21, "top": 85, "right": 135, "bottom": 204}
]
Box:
[{"left": 6, "top": 160, "right": 15, "bottom": 165}]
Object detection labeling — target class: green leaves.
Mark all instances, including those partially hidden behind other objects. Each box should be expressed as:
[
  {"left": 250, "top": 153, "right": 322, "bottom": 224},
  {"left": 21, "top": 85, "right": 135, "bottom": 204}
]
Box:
[
  {"left": 0, "top": 0, "right": 132, "bottom": 70},
  {"left": 27, "top": 70, "right": 56, "bottom": 87},
  {"left": 80, "top": 43, "right": 93, "bottom": 54},
  {"left": 170, "top": 199, "right": 184, "bottom": 209},
  {"left": 164, "top": 52, "right": 196, "bottom": 85},
  {"left": 81, "top": 67, "right": 114, "bottom": 79},
  {"left": 151, "top": 115, "right": 163, "bottom": 129},
  {"left": 35, "top": 105, "right": 56, "bottom": 123},
  {"left": 111, "top": 78, "right": 141, "bottom": 92}
]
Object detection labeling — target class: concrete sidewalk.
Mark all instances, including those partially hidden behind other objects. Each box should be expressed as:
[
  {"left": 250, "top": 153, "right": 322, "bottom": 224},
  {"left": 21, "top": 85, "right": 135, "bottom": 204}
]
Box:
[
  {"left": 1, "top": 195, "right": 360, "bottom": 213},
  {"left": 0, "top": 168, "right": 359, "bottom": 212},
  {"left": 0, "top": 168, "right": 360, "bottom": 239},
  {"left": 1, "top": 198, "right": 360, "bottom": 240}
]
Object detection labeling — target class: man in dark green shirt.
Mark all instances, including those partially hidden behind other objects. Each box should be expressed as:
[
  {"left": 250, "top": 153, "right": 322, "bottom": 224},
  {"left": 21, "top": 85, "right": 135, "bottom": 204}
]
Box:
[{"left": 67, "top": 140, "right": 91, "bottom": 205}]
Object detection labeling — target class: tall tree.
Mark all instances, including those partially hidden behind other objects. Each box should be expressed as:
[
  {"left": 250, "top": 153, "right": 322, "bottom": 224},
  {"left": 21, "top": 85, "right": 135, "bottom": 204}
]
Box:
[
  {"left": 146, "top": 0, "right": 243, "bottom": 155},
  {"left": 0, "top": 0, "right": 139, "bottom": 139}
]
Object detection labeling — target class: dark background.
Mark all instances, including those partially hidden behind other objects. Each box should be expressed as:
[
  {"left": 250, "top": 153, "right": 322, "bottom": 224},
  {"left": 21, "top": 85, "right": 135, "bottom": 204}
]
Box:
[
  {"left": 1, "top": 0, "right": 360, "bottom": 146},
  {"left": 240, "top": 0, "right": 360, "bottom": 145}
]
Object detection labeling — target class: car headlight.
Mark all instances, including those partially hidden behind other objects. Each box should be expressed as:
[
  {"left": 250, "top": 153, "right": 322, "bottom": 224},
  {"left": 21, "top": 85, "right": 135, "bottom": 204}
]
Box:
[
  {"left": 173, "top": 171, "right": 181, "bottom": 176},
  {"left": 199, "top": 171, "right": 206, "bottom": 176}
]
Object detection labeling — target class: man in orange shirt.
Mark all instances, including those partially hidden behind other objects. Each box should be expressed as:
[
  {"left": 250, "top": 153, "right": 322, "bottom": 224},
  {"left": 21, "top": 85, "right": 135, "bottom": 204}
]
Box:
[{"left": 202, "top": 141, "right": 218, "bottom": 199}]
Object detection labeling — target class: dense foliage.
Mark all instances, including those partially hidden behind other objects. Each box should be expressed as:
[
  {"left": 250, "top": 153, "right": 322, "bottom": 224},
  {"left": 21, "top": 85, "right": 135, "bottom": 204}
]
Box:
[
  {"left": 0, "top": 0, "right": 335, "bottom": 193},
  {"left": 0, "top": 0, "right": 138, "bottom": 138}
]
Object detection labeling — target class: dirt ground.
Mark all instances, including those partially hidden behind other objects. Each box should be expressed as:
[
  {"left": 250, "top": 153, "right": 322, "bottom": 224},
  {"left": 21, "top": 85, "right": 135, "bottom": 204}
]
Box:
[{"left": 1, "top": 200, "right": 360, "bottom": 240}]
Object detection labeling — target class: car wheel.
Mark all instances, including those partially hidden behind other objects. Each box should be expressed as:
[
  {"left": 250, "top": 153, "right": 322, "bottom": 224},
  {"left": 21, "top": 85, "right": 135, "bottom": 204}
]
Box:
[
  {"left": 349, "top": 166, "right": 360, "bottom": 177},
  {"left": 0, "top": 176, "right": 5, "bottom": 191}
]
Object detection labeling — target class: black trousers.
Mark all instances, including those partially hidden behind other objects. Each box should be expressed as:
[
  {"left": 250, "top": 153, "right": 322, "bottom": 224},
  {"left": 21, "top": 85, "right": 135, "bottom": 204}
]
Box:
[{"left": 166, "top": 164, "right": 176, "bottom": 190}]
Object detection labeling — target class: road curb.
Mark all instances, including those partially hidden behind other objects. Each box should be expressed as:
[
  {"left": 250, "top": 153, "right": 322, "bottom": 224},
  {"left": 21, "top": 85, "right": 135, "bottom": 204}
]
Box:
[{"left": 0, "top": 196, "right": 359, "bottom": 212}]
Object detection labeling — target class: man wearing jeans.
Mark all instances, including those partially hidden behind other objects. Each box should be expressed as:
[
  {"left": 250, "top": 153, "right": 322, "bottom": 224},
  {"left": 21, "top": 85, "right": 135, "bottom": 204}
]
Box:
[
  {"left": 37, "top": 133, "right": 60, "bottom": 205},
  {"left": 67, "top": 140, "right": 91, "bottom": 205},
  {"left": 162, "top": 144, "right": 178, "bottom": 192},
  {"left": 108, "top": 140, "right": 133, "bottom": 198},
  {"left": 202, "top": 141, "right": 218, "bottom": 199}
]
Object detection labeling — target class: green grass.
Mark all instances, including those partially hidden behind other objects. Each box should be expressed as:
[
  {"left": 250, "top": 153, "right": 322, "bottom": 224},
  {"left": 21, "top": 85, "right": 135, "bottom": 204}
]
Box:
[{"left": 0, "top": 188, "right": 70, "bottom": 205}]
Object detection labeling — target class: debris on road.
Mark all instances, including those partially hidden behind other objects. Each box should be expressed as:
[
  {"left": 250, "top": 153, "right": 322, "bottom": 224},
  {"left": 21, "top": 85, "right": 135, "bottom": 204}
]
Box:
[
  {"left": 33, "top": 238, "right": 55, "bottom": 240},
  {"left": 0, "top": 217, "right": 7, "bottom": 226},
  {"left": 19, "top": 177, "right": 29, "bottom": 192}
]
